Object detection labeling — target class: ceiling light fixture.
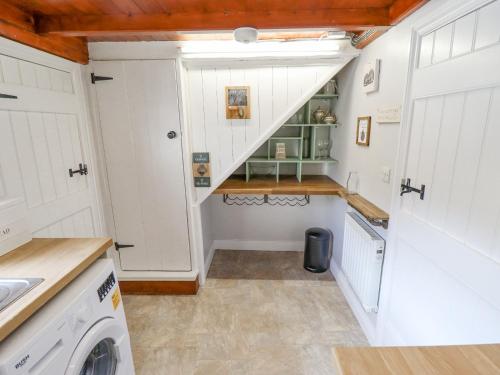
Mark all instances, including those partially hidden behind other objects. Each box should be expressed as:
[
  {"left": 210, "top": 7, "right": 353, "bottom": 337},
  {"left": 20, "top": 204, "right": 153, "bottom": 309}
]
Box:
[
  {"left": 327, "top": 31, "right": 347, "bottom": 39},
  {"left": 233, "top": 27, "right": 259, "bottom": 43},
  {"left": 180, "top": 40, "right": 342, "bottom": 60}
]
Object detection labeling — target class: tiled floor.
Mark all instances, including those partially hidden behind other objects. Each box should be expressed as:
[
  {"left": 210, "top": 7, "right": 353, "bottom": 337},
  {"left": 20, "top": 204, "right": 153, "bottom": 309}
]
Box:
[{"left": 124, "top": 250, "right": 367, "bottom": 375}]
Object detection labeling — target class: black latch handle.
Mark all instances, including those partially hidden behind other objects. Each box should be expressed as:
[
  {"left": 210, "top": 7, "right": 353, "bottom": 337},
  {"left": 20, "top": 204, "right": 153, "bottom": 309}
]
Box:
[
  {"left": 0, "top": 93, "right": 17, "bottom": 99},
  {"left": 69, "top": 163, "right": 88, "bottom": 177},
  {"left": 400, "top": 178, "right": 425, "bottom": 200},
  {"left": 115, "top": 242, "right": 135, "bottom": 251}
]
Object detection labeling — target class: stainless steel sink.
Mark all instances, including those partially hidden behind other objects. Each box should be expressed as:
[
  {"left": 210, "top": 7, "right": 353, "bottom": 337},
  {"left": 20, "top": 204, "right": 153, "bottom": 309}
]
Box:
[{"left": 0, "top": 278, "right": 44, "bottom": 312}]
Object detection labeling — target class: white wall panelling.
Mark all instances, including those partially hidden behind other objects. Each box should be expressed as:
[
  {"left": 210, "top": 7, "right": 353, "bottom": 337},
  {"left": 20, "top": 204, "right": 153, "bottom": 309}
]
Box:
[
  {"left": 0, "top": 37, "right": 102, "bottom": 238},
  {"left": 378, "top": 0, "right": 500, "bottom": 345},
  {"left": 184, "top": 61, "right": 353, "bottom": 203}
]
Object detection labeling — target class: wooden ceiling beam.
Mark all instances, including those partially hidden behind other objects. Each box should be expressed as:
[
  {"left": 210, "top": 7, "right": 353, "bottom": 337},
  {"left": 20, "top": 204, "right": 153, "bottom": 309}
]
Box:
[
  {"left": 389, "top": 0, "right": 429, "bottom": 24},
  {"left": 36, "top": 9, "right": 391, "bottom": 36},
  {"left": 0, "top": 2, "right": 89, "bottom": 64}
]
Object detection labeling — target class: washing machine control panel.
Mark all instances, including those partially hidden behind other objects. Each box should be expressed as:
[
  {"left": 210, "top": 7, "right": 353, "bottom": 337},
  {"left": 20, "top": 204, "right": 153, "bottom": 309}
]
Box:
[{"left": 97, "top": 272, "right": 116, "bottom": 302}]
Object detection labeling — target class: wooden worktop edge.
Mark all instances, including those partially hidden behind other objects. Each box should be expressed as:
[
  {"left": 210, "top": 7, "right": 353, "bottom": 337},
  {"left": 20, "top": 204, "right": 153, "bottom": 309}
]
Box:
[{"left": 0, "top": 238, "right": 113, "bottom": 342}]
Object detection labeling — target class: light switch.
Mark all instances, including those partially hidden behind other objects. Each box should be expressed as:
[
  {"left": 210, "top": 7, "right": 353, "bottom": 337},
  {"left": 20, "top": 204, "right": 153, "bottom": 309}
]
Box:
[{"left": 382, "top": 167, "right": 391, "bottom": 183}]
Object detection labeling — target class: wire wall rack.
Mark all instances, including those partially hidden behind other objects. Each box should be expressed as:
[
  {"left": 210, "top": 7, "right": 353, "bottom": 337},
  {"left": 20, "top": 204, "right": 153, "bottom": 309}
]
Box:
[{"left": 222, "top": 194, "right": 310, "bottom": 207}]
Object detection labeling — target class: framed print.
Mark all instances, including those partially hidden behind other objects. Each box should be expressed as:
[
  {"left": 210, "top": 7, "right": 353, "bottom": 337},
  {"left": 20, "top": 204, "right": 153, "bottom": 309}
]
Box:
[
  {"left": 362, "top": 59, "right": 380, "bottom": 93},
  {"left": 225, "top": 86, "right": 251, "bottom": 119},
  {"left": 356, "top": 116, "right": 371, "bottom": 146}
]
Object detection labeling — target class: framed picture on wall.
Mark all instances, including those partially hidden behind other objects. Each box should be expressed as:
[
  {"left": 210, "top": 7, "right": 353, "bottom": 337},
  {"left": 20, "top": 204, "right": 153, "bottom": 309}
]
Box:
[
  {"left": 356, "top": 116, "right": 371, "bottom": 146},
  {"left": 362, "top": 59, "right": 380, "bottom": 93},
  {"left": 225, "top": 86, "right": 251, "bottom": 119}
]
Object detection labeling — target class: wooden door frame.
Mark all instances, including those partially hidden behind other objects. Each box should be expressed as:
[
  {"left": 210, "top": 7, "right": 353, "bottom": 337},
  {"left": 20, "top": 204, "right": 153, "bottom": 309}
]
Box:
[
  {"left": 0, "top": 36, "right": 105, "bottom": 237},
  {"left": 375, "top": 0, "right": 494, "bottom": 345},
  {"left": 85, "top": 56, "right": 201, "bottom": 283}
]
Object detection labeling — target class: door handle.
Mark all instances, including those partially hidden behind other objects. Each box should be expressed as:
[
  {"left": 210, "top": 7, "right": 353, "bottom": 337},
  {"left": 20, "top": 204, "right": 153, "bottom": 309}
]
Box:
[
  {"left": 400, "top": 178, "right": 425, "bottom": 200},
  {"left": 167, "top": 131, "right": 177, "bottom": 139},
  {"left": 69, "top": 163, "right": 88, "bottom": 177},
  {"left": 114, "top": 242, "right": 135, "bottom": 251}
]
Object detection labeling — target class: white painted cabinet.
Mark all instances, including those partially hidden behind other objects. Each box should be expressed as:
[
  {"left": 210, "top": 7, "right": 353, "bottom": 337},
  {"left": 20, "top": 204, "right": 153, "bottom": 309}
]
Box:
[
  {"left": 91, "top": 60, "right": 191, "bottom": 272},
  {"left": 0, "top": 51, "right": 99, "bottom": 237}
]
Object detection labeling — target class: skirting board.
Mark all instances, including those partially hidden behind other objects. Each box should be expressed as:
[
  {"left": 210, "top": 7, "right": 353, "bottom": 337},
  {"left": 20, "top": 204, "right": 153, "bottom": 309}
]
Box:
[
  {"left": 331, "top": 261, "right": 377, "bottom": 345},
  {"left": 119, "top": 276, "right": 199, "bottom": 295},
  {"left": 213, "top": 240, "right": 304, "bottom": 252}
]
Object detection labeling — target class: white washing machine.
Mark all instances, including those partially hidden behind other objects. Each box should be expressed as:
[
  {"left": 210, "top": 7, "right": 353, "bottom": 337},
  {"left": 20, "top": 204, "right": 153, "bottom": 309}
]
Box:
[{"left": 0, "top": 259, "right": 135, "bottom": 375}]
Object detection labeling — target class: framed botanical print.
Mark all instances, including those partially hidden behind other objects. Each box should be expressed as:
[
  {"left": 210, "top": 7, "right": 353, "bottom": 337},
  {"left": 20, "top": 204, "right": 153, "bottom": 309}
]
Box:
[
  {"left": 225, "top": 86, "right": 251, "bottom": 119},
  {"left": 356, "top": 116, "right": 371, "bottom": 146}
]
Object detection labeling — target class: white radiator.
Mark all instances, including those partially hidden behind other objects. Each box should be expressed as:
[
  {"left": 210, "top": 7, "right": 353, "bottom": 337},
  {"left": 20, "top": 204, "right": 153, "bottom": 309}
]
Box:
[{"left": 341, "top": 212, "right": 385, "bottom": 313}]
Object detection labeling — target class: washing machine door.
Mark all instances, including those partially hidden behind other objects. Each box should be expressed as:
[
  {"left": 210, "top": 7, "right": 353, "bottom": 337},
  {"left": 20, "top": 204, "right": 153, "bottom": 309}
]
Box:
[{"left": 66, "top": 318, "right": 129, "bottom": 375}]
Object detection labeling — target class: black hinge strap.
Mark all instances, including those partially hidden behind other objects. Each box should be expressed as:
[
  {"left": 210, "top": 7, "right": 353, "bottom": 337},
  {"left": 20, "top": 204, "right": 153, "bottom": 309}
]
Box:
[
  {"left": 114, "top": 242, "right": 135, "bottom": 251},
  {"left": 91, "top": 73, "right": 113, "bottom": 84},
  {"left": 0, "top": 93, "right": 17, "bottom": 99}
]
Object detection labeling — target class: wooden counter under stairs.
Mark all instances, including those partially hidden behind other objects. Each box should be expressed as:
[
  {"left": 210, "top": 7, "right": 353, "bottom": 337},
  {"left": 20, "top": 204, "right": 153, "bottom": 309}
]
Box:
[
  {"left": 213, "top": 175, "right": 390, "bottom": 227},
  {"left": 214, "top": 175, "right": 345, "bottom": 196}
]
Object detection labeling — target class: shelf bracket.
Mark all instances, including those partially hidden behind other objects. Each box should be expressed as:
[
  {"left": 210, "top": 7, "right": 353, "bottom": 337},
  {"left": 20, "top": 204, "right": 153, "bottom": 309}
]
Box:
[{"left": 367, "top": 218, "right": 389, "bottom": 230}]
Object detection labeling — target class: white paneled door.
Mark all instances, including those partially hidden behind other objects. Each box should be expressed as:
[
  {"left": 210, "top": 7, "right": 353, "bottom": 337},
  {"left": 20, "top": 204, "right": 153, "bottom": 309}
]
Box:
[
  {"left": 92, "top": 60, "right": 191, "bottom": 272},
  {"left": 0, "top": 52, "right": 98, "bottom": 237},
  {"left": 382, "top": 0, "right": 500, "bottom": 344}
]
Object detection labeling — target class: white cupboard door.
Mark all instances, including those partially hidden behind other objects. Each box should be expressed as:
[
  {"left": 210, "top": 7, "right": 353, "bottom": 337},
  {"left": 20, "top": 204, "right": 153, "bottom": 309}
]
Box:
[
  {"left": 0, "top": 53, "right": 98, "bottom": 237},
  {"left": 92, "top": 60, "right": 191, "bottom": 272},
  {"left": 383, "top": 0, "right": 500, "bottom": 345}
]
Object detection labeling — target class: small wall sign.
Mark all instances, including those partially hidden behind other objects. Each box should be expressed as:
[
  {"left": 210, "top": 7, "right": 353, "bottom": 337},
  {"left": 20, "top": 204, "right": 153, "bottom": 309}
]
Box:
[
  {"left": 225, "top": 86, "right": 251, "bottom": 119},
  {"left": 192, "top": 152, "right": 211, "bottom": 187},
  {"left": 376, "top": 105, "right": 401, "bottom": 123}
]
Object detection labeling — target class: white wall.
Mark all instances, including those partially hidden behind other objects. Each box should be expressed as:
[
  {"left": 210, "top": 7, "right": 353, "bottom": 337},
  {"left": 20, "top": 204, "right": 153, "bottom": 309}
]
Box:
[
  {"left": 200, "top": 198, "right": 214, "bottom": 260},
  {"left": 208, "top": 195, "right": 339, "bottom": 251},
  {"left": 184, "top": 62, "right": 351, "bottom": 203}
]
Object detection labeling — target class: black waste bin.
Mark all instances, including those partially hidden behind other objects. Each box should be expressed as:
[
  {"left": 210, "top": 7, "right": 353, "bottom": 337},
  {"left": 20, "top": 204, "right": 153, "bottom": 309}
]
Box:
[{"left": 304, "top": 228, "right": 333, "bottom": 273}]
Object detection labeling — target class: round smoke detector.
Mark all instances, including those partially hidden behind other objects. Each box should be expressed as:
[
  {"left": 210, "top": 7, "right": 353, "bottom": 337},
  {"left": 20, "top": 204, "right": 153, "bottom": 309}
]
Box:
[{"left": 233, "top": 27, "right": 258, "bottom": 43}]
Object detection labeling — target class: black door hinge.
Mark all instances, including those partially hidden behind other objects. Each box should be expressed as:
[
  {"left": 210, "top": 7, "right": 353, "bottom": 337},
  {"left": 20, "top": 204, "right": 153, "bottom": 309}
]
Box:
[
  {"left": 91, "top": 73, "right": 113, "bottom": 84},
  {"left": 115, "top": 242, "right": 135, "bottom": 251},
  {"left": 0, "top": 93, "right": 17, "bottom": 99}
]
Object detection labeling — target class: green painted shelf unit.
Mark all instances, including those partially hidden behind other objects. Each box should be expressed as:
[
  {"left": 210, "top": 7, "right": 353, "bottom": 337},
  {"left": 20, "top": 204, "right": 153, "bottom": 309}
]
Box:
[{"left": 245, "top": 91, "right": 339, "bottom": 183}]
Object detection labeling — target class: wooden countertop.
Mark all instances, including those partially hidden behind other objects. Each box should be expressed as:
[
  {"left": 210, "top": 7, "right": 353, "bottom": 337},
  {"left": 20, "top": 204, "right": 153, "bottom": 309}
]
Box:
[
  {"left": 333, "top": 344, "right": 500, "bottom": 374},
  {"left": 213, "top": 175, "right": 389, "bottom": 225},
  {"left": 0, "top": 237, "right": 113, "bottom": 342},
  {"left": 213, "top": 175, "right": 345, "bottom": 196},
  {"left": 345, "top": 194, "right": 389, "bottom": 224}
]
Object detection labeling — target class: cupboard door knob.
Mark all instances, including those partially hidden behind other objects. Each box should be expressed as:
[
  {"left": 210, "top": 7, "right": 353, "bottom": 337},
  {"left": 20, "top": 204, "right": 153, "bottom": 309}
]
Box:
[{"left": 167, "top": 131, "right": 177, "bottom": 139}]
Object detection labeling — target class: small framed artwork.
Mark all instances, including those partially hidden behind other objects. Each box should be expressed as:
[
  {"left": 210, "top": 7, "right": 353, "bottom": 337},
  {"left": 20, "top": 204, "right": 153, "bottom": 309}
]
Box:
[
  {"left": 225, "top": 86, "right": 251, "bottom": 119},
  {"left": 362, "top": 59, "right": 380, "bottom": 93},
  {"left": 356, "top": 116, "right": 371, "bottom": 146}
]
